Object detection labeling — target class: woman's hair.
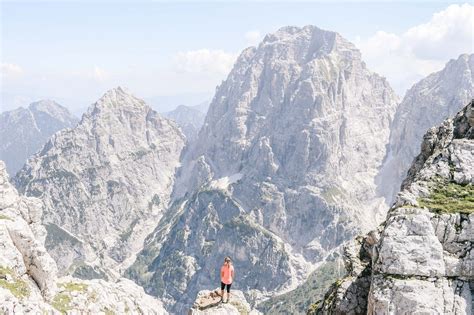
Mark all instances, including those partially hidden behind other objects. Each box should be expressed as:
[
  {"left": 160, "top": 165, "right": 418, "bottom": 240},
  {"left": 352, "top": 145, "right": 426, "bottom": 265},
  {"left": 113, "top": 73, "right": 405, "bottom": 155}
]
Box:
[{"left": 224, "top": 256, "right": 231, "bottom": 263}]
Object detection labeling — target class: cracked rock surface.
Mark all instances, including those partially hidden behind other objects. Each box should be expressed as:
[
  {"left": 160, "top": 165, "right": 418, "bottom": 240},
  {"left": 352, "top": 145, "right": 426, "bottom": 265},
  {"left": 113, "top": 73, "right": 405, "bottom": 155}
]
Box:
[
  {"left": 312, "top": 100, "right": 473, "bottom": 314},
  {"left": 0, "top": 160, "right": 168, "bottom": 314}
]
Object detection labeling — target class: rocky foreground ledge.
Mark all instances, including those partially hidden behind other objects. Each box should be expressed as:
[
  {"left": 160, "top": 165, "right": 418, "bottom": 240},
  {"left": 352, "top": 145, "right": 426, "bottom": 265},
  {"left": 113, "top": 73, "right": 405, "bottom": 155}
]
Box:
[
  {"left": 310, "top": 100, "right": 474, "bottom": 314},
  {"left": 0, "top": 160, "right": 167, "bottom": 314},
  {"left": 189, "top": 288, "right": 262, "bottom": 315}
]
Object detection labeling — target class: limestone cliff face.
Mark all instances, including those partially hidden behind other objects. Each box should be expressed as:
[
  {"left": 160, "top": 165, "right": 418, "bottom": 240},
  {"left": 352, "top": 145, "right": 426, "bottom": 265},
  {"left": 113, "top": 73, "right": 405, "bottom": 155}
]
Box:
[
  {"left": 312, "top": 100, "right": 474, "bottom": 314},
  {"left": 14, "top": 87, "right": 186, "bottom": 277},
  {"left": 377, "top": 54, "right": 474, "bottom": 206},
  {"left": 0, "top": 161, "right": 168, "bottom": 314},
  {"left": 128, "top": 25, "right": 398, "bottom": 313}
]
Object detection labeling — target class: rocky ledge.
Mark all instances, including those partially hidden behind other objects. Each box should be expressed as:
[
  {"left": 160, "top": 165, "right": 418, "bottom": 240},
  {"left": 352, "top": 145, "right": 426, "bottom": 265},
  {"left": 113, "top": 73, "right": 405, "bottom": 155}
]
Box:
[
  {"left": 189, "top": 288, "right": 261, "bottom": 315},
  {"left": 310, "top": 100, "right": 474, "bottom": 314},
  {"left": 0, "top": 160, "right": 167, "bottom": 314}
]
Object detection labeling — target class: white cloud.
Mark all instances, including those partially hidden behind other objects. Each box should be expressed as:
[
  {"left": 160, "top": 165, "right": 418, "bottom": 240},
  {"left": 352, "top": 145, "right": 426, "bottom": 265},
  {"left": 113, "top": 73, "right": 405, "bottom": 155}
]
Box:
[
  {"left": 404, "top": 4, "right": 473, "bottom": 60},
  {"left": 245, "top": 30, "right": 262, "bottom": 46},
  {"left": 173, "top": 49, "right": 238, "bottom": 75},
  {"left": 1, "top": 63, "right": 24, "bottom": 78},
  {"left": 356, "top": 3, "right": 473, "bottom": 95}
]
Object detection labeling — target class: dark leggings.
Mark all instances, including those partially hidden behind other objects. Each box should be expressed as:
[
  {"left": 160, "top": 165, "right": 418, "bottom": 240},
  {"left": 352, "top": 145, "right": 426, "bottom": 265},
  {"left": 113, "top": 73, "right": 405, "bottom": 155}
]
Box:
[{"left": 221, "top": 281, "right": 232, "bottom": 293}]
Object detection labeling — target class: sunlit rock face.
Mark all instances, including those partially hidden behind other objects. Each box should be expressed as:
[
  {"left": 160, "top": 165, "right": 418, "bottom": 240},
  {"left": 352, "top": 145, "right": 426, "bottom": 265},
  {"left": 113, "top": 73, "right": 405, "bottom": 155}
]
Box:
[
  {"left": 313, "top": 101, "right": 473, "bottom": 315},
  {"left": 0, "top": 160, "right": 168, "bottom": 315},
  {"left": 377, "top": 53, "right": 474, "bottom": 206},
  {"left": 128, "top": 25, "right": 399, "bottom": 312},
  {"left": 15, "top": 87, "right": 186, "bottom": 277}
]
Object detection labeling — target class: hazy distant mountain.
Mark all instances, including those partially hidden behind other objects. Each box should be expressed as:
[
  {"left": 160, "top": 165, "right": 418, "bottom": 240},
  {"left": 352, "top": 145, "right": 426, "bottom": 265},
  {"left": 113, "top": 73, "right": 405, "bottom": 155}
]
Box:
[
  {"left": 145, "top": 94, "right": 211, "bottom": 113},
  {"left": 377, "top": 53, "right": 474, "bottom": 206},
  {"left": 0, "top": 100, "right": 78, "bottom": 176},
  {"left": 189, "top": 100, "right": 210, "bottom": 114},
  {"left": 162, "top": 104, "right": 206, "bottom": 142},
  {"left": 128, "top": 25, "right": 398, "bottom": 312},
  {"left": 14, "top": 87, "right": 186, "bottom": 278}
]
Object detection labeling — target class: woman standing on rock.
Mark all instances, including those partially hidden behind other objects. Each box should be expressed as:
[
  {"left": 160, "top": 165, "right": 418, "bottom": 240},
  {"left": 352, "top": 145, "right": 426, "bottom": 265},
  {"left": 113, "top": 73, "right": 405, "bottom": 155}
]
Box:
[{"left": 220, "top": 256, "right": 234, "bottom": 303}]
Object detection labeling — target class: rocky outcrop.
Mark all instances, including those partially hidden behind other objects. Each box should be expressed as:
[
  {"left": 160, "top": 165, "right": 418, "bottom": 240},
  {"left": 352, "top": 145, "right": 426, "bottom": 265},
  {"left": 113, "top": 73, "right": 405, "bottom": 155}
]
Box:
[
  {"left": 0, "top": 100, "right": 78, "bottom": 176},
  {"left": 0, "top": 160, "right": 168, "bottom": 314},
  {"left": 189, "top": 288, "right": 261, "bottom": 315},
  {"left": 128, "top": 25, "right": 398, "bottom": 312},
  {"left": 312, "top": 100, "right": 474, "bottom": 314},
  {"left": 377, "top": 54, "right": 474, "bottom": 206},
  {"left": 14, "top": 87, "right": 186, "bottom": 277}
]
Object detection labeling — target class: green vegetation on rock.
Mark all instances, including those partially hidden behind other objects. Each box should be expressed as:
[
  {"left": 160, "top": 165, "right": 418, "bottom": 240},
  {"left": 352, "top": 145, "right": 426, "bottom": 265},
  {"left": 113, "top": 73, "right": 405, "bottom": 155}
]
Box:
[
  {"left": 52, "top": 282, "right": 88, "bottom": 313},
  {"left": 60, "top": 281, "right": 88, "bottom": 292},
  {"left": 52, "top": 292, "right": 72, "bottom": 314},
  {"left": 0, "top": 214, "right": 13, "bottom": 221},
  {"left": 418, "top": 182, "right": 474, "bottom": 214},
  {"left": 102, "top": 307, "right": 115, "bottom": 315},
  {"left": 0, "top": 266, "right": 30, "bottom": 299}
]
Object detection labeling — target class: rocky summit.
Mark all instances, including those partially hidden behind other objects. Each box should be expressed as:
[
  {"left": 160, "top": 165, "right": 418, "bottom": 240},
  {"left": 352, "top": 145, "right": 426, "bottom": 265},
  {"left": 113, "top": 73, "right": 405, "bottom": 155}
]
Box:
[
  {"left": 188, "top": 288, "right": 261, "bottom": 315},
  {"left": 0, "top": 160, "right": 167, "bottom": 314},
  {"left": 312, "top": 100, "right": 474, "bottom": 314},
  {"left": 14, "top": 87, "right": 186, "bottom": 278},
  {"left": 377, "top": 53, "right": 474, "bottom": 206},
  {"left": 128, "top": 25, "right": 398, "bottom": 312},
  {"left": 0, "top": 100, "right": 78, "bottom": 176}
]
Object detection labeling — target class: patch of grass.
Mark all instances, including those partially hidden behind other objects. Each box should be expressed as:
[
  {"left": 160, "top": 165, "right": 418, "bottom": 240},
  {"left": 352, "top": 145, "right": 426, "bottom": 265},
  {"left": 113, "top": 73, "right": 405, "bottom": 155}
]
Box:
[
  {"left": 0, "top": 266, "right": 30, "bottom": 299},
  {"left": 0, "top": 267, "right": 13, "bottom": 277},
  {"left": 102, "top": 307, "right": 115, "bottom": 315},
  {"left": 0, "top": 214, "right": 12, "bottom": 221},
  {"left": 418, "top": 182, "right": 474, "bottom": 214},
  {"left": 52, "top": 282, "right": 88, "bottom": 313},
  {"left": 60, "top": 281, "right": 88, "bottom": 292},
  {"left": 52, "top": 293, "right": 72, "bottom": 314}
]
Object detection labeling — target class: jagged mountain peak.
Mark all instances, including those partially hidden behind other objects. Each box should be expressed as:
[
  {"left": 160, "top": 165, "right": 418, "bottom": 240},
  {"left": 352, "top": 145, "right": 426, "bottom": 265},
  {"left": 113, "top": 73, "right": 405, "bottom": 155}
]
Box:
[
  {"left": 132, "top": 25, "right": 398, "bottom": 312},
  {"left": 0, "top": 100, "right": 78, "bottom": 176},
  {"left": 87, "top": 86, "right": 148, "bottom": 115},
  {"left": 29, "top": 99, "right": 63, "bottom": 111},
  {"left": 14, "top": 87, "right": 186, "bottom": 277},
  {"left": 28, "top": 100, "right": 77, "bottom": 124},
  {"left": 262, "top": 25, "right": 351, "bottom": 51}
]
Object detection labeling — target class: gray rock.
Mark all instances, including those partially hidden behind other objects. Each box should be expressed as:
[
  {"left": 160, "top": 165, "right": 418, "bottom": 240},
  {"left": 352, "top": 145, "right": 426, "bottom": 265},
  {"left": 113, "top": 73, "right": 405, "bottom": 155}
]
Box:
[
  {"left": 129, "top": 25, "right": 398, "bottom": 312},
  {"left": 313, "top": 100, "right": 474, "bottom": 315},
  {"left": 14, "top": 87, "right": 186, "bottom": 277},
  {"left": 377, "top": 54, "right": 474, "bottom": 206},
  {"left": 0, "top": 160, "right": 168, "bottom": 314},
  {"left": 0, "top": 100, "right": 78, "bottom": 176}
]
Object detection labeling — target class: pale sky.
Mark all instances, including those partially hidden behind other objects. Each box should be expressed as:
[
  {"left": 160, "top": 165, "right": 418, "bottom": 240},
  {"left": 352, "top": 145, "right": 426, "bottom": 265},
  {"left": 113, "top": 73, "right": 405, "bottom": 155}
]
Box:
[{"left": 1, "top": 1, "right": 473, "bottom": 114}]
